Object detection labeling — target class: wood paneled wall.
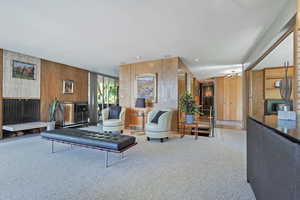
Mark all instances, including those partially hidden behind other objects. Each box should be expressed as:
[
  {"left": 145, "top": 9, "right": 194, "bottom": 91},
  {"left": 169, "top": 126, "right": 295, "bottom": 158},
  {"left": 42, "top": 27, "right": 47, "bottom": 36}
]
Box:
[
  {"left": 178, "top": 76, "right": 186, "bottom": 123},
  {"left": 215, "top": 77, "right": 224, "bottom": 120},
  {"left": 120, "top": 58, "right": 179, "bottom": 108},
  {"left": 215, "top": 76, "right": 243, "bottom": 121},
  {"left": 250, "top": 70, "right": 264, "bottom": 121},
  {"left": 119, "top": 57, "right": 180, "bottom": 130},
  {"left": 40, "top": 60, "right": 88, "bottom": 121},
  {"left": 0, "top": 49, "right": 3, "bottom": 139}
]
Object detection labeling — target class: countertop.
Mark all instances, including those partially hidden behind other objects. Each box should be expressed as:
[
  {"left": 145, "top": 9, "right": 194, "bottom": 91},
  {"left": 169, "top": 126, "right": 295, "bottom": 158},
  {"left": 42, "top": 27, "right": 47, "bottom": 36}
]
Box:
[{"left": 248, "top": 115, "right": 300, "bottom": 144}]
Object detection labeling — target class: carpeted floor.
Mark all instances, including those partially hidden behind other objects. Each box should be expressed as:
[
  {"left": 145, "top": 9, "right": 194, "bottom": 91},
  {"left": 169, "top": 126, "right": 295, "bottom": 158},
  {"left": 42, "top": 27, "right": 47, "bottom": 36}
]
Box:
[{"left": 0, "top": 128, "right": 255, "bottom": 200}]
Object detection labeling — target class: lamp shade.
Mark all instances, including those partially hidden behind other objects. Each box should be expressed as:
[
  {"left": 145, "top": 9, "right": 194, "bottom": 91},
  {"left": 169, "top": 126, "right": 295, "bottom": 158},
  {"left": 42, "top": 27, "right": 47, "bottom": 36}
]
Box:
[{"left": 135, "top": 98, "right": 146, "bottom": 108}]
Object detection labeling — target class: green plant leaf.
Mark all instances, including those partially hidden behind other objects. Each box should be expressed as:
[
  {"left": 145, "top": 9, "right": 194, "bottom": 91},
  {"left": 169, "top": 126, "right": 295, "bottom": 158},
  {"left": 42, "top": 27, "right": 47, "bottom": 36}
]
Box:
[{"left": 179, "top": 92, "right": 199, "bottom": 115}]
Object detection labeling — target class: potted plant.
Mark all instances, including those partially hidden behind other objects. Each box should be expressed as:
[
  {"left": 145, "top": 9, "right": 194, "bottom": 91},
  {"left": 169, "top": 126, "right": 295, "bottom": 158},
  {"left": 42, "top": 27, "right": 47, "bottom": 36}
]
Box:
[
  {"left": 179, "top": 92, "right": 198, "bottom": 124},
  {"left": 280, "top": 62, "right": 293, "bottom": 111},
  {"left": 47, "top": 100, "right": 62, "bottom": 131}
]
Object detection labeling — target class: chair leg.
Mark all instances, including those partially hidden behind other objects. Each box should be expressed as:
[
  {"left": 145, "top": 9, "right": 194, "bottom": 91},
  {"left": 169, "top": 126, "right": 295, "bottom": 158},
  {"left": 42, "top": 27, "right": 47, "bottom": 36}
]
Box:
[
  {"left": 51, "top": 141, "right": 54, "bottom": 153},
  {"left": 105, "top": 151, "right": 109, "bottom": 168}
]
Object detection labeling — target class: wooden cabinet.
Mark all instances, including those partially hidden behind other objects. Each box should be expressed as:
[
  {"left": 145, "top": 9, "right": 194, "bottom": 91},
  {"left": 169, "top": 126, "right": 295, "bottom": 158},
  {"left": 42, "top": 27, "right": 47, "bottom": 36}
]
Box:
[
  {"left": 216, "top": 76, "right": 242, "bottom": 121},
  {"left": 249, "top": 70, "right": 264, "bottom": 121}
]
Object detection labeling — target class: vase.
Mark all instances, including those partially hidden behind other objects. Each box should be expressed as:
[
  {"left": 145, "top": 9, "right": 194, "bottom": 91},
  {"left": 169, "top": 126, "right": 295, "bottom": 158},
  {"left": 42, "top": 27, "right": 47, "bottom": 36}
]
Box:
[
  {"left": 185, "top": 115, "right": 194, "bottom": 124},
  {"left": 47, "top": 121, "right": 56, "bottom": 131}
]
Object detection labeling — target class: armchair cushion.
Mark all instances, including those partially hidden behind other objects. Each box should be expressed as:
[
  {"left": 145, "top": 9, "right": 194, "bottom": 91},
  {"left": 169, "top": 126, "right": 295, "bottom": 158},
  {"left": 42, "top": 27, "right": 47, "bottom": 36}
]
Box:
[
  {"left": 145, "top": 123, "right": 167, "bottom": 132},
  {"left": 103, "top": 119, "right": 122, "bottom": 127},
  {"left": 150, "top": 111, "right": 167, "bottom": 124},
  {"left": 108, "top": 106, "right": 122, "bottom": 119}
]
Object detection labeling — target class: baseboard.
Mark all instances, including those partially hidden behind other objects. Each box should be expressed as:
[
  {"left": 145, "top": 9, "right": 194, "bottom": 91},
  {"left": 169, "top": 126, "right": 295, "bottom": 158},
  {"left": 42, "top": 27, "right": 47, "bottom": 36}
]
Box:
[{"left": 216, "top": 120, "right": 243, "bottom": 127}]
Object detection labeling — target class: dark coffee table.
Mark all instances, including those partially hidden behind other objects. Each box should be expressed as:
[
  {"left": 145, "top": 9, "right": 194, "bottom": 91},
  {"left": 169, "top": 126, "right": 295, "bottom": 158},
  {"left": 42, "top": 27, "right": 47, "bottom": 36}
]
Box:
[{"left": 41, "top": 128, "right": 137, "bottom": 168}]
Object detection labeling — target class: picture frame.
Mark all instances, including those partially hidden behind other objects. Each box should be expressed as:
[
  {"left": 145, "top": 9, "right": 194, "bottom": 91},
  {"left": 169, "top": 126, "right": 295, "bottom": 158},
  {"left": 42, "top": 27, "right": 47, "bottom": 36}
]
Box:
[
  {"left": 63, "top": 80, "right": 74, "bottom": 94},
  {"left": 12, "top": 60, "right": 35, "bottom": 80},
  {"left": 135, "top": 73, "right": 157, "bottom": 103}
]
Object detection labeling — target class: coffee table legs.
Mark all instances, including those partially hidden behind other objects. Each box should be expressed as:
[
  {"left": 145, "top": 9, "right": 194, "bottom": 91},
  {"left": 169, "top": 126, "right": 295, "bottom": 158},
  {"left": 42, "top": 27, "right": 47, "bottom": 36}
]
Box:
[
  {"left": 105, "top": 151, "right": 109, "bottom": 168},
  {"left": 180, "top": 125, "right": 185, "bottom": 138},
  {"left": 47, "top": 139, "right": 134, "bottom": 168},
  {"left": 50, "top": 140, "right": 117, "bottom": 168},
  {"left": 51, "top": 141, "right": 54, "bottom": 153},
  {"left": 105, "top": 151, "right": 126, "bottom": 168}
]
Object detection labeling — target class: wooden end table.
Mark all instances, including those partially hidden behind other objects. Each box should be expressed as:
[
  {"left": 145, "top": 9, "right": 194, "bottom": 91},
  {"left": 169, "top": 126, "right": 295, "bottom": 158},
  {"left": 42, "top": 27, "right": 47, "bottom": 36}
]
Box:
[
  {"left": 129, "top": 111, "right": 146, "bottom": 135},
  {"left": 178, "top": 121, "right": 210, "bottom": 140}
]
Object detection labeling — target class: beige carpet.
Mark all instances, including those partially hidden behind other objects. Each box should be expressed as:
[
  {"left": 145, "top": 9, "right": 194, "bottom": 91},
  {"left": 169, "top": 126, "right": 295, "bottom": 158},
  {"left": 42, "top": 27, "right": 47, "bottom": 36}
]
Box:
[{"left": 0, "top": 128, "right": 255, "bottom": 200}]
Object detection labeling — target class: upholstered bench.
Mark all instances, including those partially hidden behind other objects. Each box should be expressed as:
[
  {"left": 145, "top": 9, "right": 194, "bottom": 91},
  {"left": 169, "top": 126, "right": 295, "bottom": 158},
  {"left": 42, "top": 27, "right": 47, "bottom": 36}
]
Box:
[{"left": 41, "top": 128, "right": 137, "bottom": 167}]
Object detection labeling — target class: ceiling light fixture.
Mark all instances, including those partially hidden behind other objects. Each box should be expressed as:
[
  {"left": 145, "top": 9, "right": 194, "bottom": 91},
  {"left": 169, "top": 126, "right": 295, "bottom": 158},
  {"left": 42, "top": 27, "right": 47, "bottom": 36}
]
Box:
[
  {"left": 164, "top": 54, "right": 172, "bottom": 58},
  {"left": 225, "top": 70, "right": 241, "bottom": 78}
]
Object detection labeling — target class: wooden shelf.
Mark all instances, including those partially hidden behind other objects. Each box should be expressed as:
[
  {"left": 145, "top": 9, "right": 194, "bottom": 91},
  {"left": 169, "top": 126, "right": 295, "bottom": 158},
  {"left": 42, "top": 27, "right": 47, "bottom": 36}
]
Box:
[{"left": 265, "top": 77, "right": 284, "bottom": 80}]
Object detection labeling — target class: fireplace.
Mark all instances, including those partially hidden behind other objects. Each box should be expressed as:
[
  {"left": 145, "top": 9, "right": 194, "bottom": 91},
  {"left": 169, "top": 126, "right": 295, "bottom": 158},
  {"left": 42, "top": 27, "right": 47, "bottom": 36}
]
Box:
[
  {"left": 3, "top": 99, "right": 40, "bottom": 125},
  {"left": 56, "top": 102, "right": 89, "bottom": 127}
]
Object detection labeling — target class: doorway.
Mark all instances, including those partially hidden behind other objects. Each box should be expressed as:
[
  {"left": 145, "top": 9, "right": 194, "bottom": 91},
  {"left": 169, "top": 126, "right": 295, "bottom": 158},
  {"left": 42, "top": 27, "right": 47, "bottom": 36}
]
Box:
[{"left": 199, "top": 81, "right": 214, "bottom": 118}]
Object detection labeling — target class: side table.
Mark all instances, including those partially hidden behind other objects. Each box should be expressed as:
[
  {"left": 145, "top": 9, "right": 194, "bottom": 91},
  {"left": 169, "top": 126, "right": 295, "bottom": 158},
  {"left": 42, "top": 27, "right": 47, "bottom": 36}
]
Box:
[
  {"left": 178, "top": 121, "right": 210, "bottom": 140},
  {"left": 129, "top": 111, "right": 146, "bottom": 135}
]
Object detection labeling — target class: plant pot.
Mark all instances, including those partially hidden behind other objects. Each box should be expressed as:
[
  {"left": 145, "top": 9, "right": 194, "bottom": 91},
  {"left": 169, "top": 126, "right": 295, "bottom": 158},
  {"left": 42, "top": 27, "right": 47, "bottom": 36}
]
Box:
[
  {"left": 47, "top": 121, "right": 56, "bottom": 131},
  {"left": 283, "top": 104, "right": 291, "bottom": 111},
  {"left": 185, "top": 114, "right": 194, "bottom": 124}
]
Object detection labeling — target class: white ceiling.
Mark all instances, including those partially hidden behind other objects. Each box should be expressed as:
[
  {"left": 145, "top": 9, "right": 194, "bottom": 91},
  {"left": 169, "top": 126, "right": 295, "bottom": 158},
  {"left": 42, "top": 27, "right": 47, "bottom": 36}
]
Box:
[{"left": 0, "top": 0, "right": 290, "bottom": 78}]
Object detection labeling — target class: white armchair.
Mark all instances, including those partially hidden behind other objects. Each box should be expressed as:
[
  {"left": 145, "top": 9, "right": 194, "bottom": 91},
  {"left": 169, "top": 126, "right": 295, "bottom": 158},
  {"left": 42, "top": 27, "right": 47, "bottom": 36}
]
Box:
[
  {"left": 145, "top": 109, "right": 173, "bottom": 142},
  {"left": 102, "top": 107, "right": 126, "bottom": 133}
]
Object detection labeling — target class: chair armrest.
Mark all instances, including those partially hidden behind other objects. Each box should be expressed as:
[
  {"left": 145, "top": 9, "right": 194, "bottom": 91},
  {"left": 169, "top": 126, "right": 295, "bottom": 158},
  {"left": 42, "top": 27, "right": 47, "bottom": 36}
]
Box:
[
  {"left": 119, "top": 108, "right": 126, "bottom": 124},
  {"left": 102, "top": 108, "right": 109, "bottom": 121},
  {"left": 157, "top": 111, "right": 172, "bottom": 130},
  {"left": 147, "top": 110, "right": 157, "bottom": 123}
]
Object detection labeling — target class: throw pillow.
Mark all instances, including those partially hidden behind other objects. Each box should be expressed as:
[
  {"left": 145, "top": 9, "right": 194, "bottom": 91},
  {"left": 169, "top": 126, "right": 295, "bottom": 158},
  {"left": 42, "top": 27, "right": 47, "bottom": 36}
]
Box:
[
  {"left": 151, "top": 111, "right": 167, "bottom": 123},
  {"left": 108, "top": 106, "right": 122, "bottom": 119}
]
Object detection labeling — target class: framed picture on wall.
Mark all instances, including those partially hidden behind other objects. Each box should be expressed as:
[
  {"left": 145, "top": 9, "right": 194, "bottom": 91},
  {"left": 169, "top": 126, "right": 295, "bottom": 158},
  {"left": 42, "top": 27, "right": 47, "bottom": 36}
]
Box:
[
  {"left": 12, "top": 60, "right": 35, "bottom": 80},
  {"left": 135, "top": 73, "right": 157, "bottom": 103},
  {"left": 63, "top": 80, "right": 74, "bottom": 94}
]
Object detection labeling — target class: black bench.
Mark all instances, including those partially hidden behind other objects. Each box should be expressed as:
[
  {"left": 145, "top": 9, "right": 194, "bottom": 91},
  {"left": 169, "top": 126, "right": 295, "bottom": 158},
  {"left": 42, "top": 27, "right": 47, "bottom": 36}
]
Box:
[{"left": 41, "top": 128, "right": 137, "bottom": 167}]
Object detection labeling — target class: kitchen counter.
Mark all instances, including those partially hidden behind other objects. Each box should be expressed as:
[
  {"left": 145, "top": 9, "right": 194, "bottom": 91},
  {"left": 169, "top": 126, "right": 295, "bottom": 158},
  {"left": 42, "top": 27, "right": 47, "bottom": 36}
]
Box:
[
  {"left": 247, "top": 117, "right": 300, "bottom": 200},
  {"left": 249, "top": 115, "right": 300, "bottom": 144}
]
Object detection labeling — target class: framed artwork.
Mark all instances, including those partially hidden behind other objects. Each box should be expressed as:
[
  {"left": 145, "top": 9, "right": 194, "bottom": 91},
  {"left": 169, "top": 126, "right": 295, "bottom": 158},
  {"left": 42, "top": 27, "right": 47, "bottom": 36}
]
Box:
[
  {"left": 136, "top": 73, "right": 157, "bottom": 103},
  {"left": 12, "top": 60, "right": 35, "bottom": 80},
  {"left": 63, "top": 80, "right": 74, "bottom": 94}
]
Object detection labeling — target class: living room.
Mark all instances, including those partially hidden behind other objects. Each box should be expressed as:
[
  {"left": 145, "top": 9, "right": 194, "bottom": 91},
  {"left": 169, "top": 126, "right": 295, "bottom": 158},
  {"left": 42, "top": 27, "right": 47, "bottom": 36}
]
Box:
[{"left": 0, "top": 1, "right": 299, "bottom": 200}]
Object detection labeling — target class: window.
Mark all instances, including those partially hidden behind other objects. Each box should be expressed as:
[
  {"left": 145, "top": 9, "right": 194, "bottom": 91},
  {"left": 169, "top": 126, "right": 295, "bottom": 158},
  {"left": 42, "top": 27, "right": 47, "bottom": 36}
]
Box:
[{"left": 97, "top": 75, "right": 119, "bottom": 121}]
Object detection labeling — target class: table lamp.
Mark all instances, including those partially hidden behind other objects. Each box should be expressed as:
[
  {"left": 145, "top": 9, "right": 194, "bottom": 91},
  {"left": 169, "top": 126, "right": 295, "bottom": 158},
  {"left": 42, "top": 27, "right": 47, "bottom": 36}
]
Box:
[{"left": 135, "top": 98, "right": 146, "bottom": 108}]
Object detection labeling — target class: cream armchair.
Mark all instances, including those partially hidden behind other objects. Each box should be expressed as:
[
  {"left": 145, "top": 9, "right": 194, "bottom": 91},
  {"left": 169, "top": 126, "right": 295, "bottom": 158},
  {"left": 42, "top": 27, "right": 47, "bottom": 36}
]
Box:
[
  {"left": 145, "top": 109, "right": 173, "bottom": 142},
  {"left": 102, "top": 107, "right": 126, "bottom": 133}
]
